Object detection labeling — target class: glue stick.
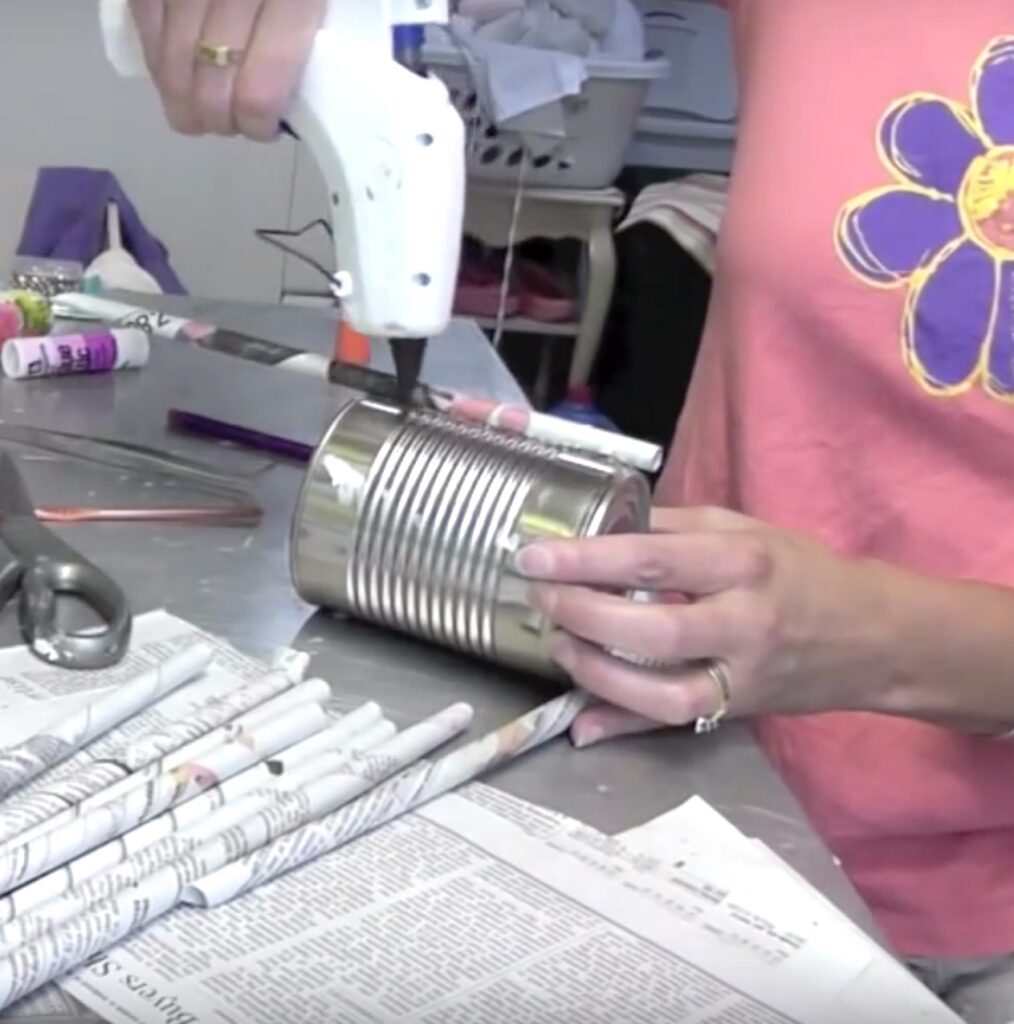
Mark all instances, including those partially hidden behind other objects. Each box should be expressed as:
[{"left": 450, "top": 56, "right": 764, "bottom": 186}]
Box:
[{"left": 1, "top": 328, "right": 150, "bottom": 380}]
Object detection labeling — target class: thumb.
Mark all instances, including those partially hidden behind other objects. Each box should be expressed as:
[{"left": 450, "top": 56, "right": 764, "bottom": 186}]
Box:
[{"left": 570, "top": 703, "right": 665, "bottom": 749}]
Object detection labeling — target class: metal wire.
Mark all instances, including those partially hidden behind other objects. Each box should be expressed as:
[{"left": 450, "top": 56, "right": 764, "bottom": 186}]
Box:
[{"left": 254, "top": 219, "right": 343, "bottom": 297}]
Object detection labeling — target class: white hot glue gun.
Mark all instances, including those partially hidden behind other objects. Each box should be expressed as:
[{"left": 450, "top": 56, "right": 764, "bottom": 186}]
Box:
[
  {"left": 289, "top": 0, "right": 465, "bottom": 387},
  {"left": 286, "top": 0, "right": 469, "bottom": 399},
  {"left": 101, "top": 0, "right": 466, "bottom": 403}
]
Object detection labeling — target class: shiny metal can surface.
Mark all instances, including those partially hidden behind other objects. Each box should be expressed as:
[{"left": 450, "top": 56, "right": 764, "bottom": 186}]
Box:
[{"left": 291, "top": 398, "right": 651, "bottom": 678}]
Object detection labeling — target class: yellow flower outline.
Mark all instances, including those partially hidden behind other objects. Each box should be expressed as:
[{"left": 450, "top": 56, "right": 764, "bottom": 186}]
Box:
[{"left": 833, "top": 38, "right": 1014, "bottom": 400}]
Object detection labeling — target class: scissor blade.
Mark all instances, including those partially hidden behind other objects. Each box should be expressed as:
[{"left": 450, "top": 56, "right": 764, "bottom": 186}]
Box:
[{"left": 0, "top": 452, "right": 38, "bottom": 519}]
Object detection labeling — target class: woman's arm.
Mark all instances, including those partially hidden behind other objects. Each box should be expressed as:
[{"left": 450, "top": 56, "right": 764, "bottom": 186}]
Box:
[
  {"left": 515, "top": 506, "right": 1014, "bottom": 735},
  {"left": 876, "top": 568, "right": 1014, "bottom": 730}
]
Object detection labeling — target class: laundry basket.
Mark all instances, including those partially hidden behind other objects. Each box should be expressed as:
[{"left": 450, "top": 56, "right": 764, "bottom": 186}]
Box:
[{"left": 423, "top": 43, "right": 670, "bottom": 189}]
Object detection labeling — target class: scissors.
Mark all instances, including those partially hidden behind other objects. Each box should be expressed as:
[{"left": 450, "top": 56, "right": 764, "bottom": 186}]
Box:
[{"left": 0, "top": 452, "right": 131, "bottom": 669}]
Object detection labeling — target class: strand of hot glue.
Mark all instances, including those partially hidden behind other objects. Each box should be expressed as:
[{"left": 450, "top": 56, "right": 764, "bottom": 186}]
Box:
[{"left": 0, "top": 691, "right": 588, "bottom": 1011}]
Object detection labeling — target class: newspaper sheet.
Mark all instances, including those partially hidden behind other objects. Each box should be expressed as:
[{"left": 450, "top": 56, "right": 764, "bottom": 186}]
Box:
[
  {"left": 1, "top": 985, "right": 80, "bottom": 1023},
  {"left": 616, "top": 796, "right": 950, "bottom": 1021},
  {"left": 60, "top": 784, "right": 958, "bottom": 1024},
  {"left": 0, "top": 612, "right": 258, "bottom": 714},
  {"left": 1, "top": 612, "right": 290, "bottom": 805}
]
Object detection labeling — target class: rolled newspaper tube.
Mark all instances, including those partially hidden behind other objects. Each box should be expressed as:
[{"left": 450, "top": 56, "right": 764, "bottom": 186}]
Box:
[
  {"left": 0, "top": 703, "right": 387, "bottom": 925},
  {"left": 0, "top": 703, "right": 474, "bottom": 1010},
  {"left": 187, "top": 690, "right": 587, "bottom": 908},
  {"left": 0, "top": 718, "right": 398, "bottom": 956},
  {"left": 210, "top": 701, "right": 387, "bottom": 806},
  {"left": 433, "top": 393, "right": 664, "bottom": 474},
  {"left": 0, "top": 643, "right": 213, "bottom": 803},
  {"left": 266, "top": 647, "right": 310, "bottom": 681},
  {"left": 136, "top": 678, "right": 333, "bottom": 775},
  {"left": 120, "top": 664, "right": 307, "bottom": 769},
  {"left": 0, "top": 665, "right": 303, "bottom": 846},
  {"left": 9, "top": 679, "right": 334, "bottom": 850},
  {"left": 0, "top": 702, "right": 329, "bottom": 895}
]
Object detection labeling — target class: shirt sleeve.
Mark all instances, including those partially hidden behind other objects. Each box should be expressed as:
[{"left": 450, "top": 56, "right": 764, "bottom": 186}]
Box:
[{"left": 98, "top": 0, "right": 148, "bottom": 77}]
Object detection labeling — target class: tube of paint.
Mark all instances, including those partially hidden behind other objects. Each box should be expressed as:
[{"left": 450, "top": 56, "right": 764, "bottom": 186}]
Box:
[{"left": 0, "top": 328, "right": 150, "bottom": 380}]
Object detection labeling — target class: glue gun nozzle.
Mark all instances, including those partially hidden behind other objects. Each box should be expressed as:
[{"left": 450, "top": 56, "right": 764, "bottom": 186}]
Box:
[{"left": 391, "top": 337, "right": 427, "bottom": 408}]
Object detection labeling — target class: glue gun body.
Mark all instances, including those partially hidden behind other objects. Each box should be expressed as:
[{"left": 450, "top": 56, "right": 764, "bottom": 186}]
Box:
[{"left": 288, "top": 0, "right": 466, "bottom": 342}]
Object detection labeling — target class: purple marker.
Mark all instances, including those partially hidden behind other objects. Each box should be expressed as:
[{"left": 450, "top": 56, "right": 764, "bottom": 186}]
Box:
[
  {"left": 167, "top": 409, "right": 313, "bottom": 462},
  {"left": 0, "top": 329, "right": 149, "bottom": 380}
]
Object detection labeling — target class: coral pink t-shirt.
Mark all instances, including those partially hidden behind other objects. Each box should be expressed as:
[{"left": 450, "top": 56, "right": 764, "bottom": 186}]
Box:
[{"left": 656, "top": 2, "right": 1014, "bottom": 958}]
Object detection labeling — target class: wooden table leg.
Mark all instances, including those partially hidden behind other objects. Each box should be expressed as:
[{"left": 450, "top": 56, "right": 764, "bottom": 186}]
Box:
[{"left": 569, "top": 208, "right": 617, "bottom": 389}]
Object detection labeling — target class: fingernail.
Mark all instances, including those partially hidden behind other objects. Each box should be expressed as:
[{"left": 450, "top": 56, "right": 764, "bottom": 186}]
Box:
[
  {"left": 513, "top": 544, "right": 552, "bottom": 577},
  {"left": 571, "top": 722, "right": 604, "bottom": 749}
]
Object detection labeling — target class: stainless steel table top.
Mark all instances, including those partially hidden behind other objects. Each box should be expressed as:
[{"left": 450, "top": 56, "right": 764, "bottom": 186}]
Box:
[{"left": 0, "top": 297, "right": 877, "bottom": 1021}]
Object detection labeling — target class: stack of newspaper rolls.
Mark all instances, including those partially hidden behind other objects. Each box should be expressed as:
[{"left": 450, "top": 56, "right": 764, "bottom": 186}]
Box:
[{"left": 0, "top": 639, "right": 588, "bottom": 1010}]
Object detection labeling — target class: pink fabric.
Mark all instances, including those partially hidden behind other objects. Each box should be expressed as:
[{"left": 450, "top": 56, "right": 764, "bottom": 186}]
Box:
[{"left": 656, "top": 1, "right": 1014, "bottom": 958}]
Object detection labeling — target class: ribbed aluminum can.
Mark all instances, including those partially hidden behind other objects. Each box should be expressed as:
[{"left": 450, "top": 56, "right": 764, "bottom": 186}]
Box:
[{"left": 291, "top": 398, "right": 651, "bottom": 678}]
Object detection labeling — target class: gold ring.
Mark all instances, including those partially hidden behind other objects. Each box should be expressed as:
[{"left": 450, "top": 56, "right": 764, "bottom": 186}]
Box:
[
  {"left": 695, "top": 660, "right": 732, "bottom": 734},
  {"left": 196, "top": 42, "right": 244, "bottom": 68}
]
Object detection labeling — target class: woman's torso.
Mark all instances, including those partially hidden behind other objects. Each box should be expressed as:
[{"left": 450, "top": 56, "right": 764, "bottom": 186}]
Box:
[{"left": 656, "top": 0, "right": 1014, "bottom": 958}]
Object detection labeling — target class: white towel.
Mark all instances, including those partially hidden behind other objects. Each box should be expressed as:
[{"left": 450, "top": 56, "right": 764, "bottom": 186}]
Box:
[
  {"left": 435, "top": 0, "right": 645, "bottom": 155},
  {"left": 458, "top": 0, "right": 526, "bottom": 26},
  {"left": 619, "top": 174, "right": 729, "bottom": 275}
]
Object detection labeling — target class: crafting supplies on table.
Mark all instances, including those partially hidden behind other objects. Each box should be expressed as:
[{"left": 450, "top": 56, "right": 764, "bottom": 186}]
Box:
[
  {"left": 48, "top": 292, "right": 665, "bottom": 470},
  {"left": 0, "top": 611, "right": 585, "bottom": 1013},
  {"left": 0, "top": 288, "right": 149, "bottom": 381},
  {"left": 0, "top": 290, "right": 52, "bottom": 345},
  {"left": 0, "top": 611, "right": 959, "bottom": 1023},
  {"left": 1, "top": 328, "right": 149, "bottom": 380}
]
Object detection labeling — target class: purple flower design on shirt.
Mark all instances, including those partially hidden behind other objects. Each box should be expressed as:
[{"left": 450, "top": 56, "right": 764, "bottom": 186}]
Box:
[{"left": 835, "top": 37, "right": 1014, "bottom": 398}]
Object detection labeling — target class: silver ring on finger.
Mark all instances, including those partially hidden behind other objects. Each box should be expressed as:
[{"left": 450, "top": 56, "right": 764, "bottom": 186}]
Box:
[{"left": 695, "top": 660, "right": 732, "bottom": 735}]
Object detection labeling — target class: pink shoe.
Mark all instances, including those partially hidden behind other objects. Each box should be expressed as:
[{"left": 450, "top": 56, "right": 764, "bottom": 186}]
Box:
[
  {"left": 512, "top": 259, "right": 576, "bottom": 323},
  {"left": 453, "top": 260, "right": 520, "bottom": 318}
]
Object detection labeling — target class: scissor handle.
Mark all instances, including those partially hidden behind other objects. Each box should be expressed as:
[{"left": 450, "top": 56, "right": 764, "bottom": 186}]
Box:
[{"left": 18, "top": 558, "right": 132, "bottom": 670}]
